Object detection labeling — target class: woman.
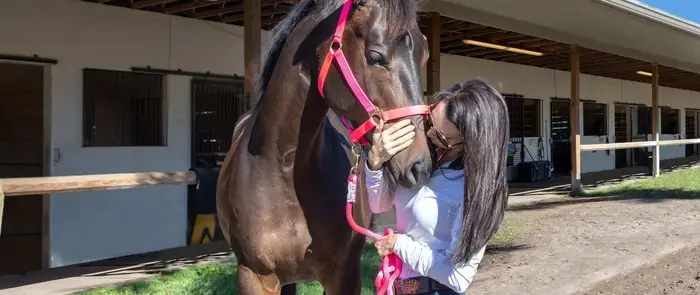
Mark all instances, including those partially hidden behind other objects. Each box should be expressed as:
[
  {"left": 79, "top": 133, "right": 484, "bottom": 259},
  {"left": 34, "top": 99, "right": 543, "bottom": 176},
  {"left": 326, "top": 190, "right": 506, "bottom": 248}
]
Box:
[{"left": 365, "top": 79, "right": 510, "bottom": 294}]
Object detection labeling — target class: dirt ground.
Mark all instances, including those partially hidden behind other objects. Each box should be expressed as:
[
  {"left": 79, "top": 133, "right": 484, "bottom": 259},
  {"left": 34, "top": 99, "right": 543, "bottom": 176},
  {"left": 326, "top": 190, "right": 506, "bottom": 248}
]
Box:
[
  {"left": 467, "top": 196, "right": 700, "bottom": 295},
  {"left": 581, "top": 246, "right": 700, "bottom": 295}
]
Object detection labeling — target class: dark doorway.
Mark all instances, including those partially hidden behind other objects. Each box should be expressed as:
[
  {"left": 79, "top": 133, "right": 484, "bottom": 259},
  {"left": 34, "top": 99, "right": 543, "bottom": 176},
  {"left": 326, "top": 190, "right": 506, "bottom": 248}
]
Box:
[
  {"left": 614, "top": 104, "right": 630, "bottom": 169},
  {"left": 632, "top": 106, "right": 651, "bottom": 167},
  {"left": 686, "top": 109, "right": 698, "bottom": 157},
  {"left": 190, "top": 78, "right": 247, "bottom": 169},
  {"left": 0, "top": 62, "right": 46, "bottom": 274},
  {"left": 550, "top": 99, "right": 571, "bottom": 176},
  {"left": 188, "top": 77, "right": 247, "bottom": 245}
]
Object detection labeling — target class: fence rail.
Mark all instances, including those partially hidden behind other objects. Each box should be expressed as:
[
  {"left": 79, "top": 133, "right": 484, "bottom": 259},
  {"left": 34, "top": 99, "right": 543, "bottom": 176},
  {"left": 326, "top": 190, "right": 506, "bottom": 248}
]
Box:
[
  {"left": 0, "top": 171, "right": 197, "bottom": 197},
  {"left": 580, "top": 138, "right": 700, "bottom": 152},
  {"left": 2, "top": 137, "right": 700, "bottom": 233},
  {"left": 0, "top": 171, "right": 197, "bottom": 234}
]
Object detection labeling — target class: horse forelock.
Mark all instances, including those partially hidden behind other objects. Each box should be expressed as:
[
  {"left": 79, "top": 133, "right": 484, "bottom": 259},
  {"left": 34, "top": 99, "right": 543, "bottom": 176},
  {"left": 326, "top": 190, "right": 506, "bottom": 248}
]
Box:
[{"left": 378, "top": 0, "right": 423, "bottom": 38}]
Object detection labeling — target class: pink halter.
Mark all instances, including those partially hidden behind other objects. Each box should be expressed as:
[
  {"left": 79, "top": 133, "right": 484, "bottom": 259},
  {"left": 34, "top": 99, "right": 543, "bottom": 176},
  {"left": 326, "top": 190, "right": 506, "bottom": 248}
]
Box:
[{"left": 316, "top": 1, "right": 430, "bottom": 294}]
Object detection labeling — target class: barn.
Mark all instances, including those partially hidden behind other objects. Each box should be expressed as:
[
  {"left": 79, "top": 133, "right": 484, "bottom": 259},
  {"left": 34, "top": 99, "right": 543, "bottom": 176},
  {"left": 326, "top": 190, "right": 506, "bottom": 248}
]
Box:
[{"left": 1, "top": 0, "right": 699, "bottom": 275}]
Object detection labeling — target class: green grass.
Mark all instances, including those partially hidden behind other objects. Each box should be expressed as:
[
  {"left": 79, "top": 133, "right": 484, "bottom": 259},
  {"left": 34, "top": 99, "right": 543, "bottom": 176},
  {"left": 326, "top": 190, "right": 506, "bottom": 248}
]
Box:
[
  {"left": 76, "top": 223, "right": 520, "bottom": 295},
  {"left": 488, "top": 219, "right": 519, "bottom": 246},
  {"left": 582, "top": 166, "right": 700, "bottom": 199},
  {"left": 76, "top": 243, "right": 380, "bottom": 295}
]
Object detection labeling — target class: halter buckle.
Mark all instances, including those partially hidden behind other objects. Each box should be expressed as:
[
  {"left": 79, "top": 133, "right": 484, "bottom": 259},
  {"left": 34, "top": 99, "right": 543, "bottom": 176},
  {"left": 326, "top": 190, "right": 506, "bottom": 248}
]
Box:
[
  {"left": 369, "top": 109, "right": 383, "bottom": 127},
  {"left": 329, "top": 37, "right": 343, "bottom": 54}
]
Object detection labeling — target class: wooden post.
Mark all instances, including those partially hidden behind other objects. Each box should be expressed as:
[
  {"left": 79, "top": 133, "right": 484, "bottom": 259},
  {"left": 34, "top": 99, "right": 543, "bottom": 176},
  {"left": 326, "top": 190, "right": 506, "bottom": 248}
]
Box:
[
  {"left": 652, "top": 63, "right": 660, "bottom": 177},
  {"left": 244, "top": 0, "right": 261, "bottom": 108},
  {"left": 426, "top": 11, "right": 441, "bottom": 94},
  {"left": 570, "top": 44, "right": 582, "bottom": 193},
  {"left": 0, "top": 184, "right": 5, "bottom": 235}
]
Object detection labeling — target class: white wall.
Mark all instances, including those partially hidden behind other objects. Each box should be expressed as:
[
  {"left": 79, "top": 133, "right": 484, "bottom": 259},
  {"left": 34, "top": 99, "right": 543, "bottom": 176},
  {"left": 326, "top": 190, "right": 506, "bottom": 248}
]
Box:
[{"left": 0, "top": 0, "right": 273, "bottom": 267}]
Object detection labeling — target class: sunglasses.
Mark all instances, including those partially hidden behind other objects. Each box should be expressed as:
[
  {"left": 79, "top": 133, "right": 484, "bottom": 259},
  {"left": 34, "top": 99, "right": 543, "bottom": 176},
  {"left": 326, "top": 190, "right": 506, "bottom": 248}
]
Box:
[{"left": 426, "top": 103, "right": 463, "bottom": 149}]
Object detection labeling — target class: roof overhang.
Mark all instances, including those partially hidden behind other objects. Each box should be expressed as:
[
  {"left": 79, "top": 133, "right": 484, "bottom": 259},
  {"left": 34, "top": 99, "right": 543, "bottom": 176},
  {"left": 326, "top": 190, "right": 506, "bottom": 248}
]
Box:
[
  {"left": 426, "top": 0, "right": 700, "bottom": 75},
  {"left": 82, "top": 0, "right": 700, "bottom": 92}
]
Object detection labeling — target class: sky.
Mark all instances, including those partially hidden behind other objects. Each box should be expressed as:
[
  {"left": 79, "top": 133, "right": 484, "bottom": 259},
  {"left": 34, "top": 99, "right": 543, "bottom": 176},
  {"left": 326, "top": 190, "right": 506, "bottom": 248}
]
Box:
[{"left": 638, "top": 0, "right": 700, "bottom": 24}]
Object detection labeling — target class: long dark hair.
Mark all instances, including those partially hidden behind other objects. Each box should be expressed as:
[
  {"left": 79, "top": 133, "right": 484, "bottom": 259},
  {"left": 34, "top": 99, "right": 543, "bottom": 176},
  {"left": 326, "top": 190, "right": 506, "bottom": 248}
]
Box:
[{"left": 432, "top": 79, "right": 510, "bottom": 264}]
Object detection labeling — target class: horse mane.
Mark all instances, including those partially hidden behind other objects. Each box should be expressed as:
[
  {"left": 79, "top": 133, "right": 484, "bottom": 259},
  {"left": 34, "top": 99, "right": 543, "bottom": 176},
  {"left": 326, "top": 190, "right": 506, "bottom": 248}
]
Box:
[
  {"left": 253, "top": 0, "right": 316, "bottom": 109},
  {"left": 247, "top": 0, "right": 423, "bottom": 155}
]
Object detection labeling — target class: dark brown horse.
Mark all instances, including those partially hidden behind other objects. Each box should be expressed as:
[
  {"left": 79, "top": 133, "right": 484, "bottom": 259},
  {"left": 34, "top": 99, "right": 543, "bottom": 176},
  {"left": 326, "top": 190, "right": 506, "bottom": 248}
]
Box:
[{"left": 216, "top": 0, "right": 431, "bottom": 294}]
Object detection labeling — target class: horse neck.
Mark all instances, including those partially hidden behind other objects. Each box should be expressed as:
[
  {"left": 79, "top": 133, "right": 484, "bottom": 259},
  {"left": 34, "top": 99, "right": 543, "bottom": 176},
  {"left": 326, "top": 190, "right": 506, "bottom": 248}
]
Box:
[
  {"left": 253, "top": 5, "right": 339, "bottom": 158},
  {"left": 255, "top": 66, "right": 328, "bottom": 160}
]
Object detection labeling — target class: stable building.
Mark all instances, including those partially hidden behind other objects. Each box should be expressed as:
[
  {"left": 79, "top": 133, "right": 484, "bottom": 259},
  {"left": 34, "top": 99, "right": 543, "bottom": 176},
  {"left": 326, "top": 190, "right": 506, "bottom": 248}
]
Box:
[{"left": 1, "top": 0, "right": 699, "bottom": 274}]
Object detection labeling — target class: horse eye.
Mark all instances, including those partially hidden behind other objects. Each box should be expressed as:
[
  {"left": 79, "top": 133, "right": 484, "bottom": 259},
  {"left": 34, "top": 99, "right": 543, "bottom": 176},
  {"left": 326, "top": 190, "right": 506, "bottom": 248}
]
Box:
[{"left": 367, "top": 50, "right": 387, "bottom": 66}]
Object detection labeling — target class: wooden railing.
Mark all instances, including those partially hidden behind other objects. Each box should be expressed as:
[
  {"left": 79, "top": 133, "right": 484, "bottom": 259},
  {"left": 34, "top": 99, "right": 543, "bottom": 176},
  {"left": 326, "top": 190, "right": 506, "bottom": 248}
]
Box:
[
  {"left": 580, "top": 138, "right": 700, "bottom": 151},
  {"left": 0, "top": 171, "right": 198, "bottom": 234},
  {"left": 2, "top": 137, "right": 700, "bottom": 233}
]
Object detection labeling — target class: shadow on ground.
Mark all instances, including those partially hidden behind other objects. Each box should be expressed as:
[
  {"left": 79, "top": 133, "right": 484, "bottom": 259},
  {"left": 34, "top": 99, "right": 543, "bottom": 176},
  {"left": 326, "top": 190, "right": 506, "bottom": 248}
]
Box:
[
  {"left": 0, "top": 242, "right": 233, "bottom": 290},
  {"left": 486, "top": 244, "right": 533, "bottom": 254},
  {"left": 508, "top": 156, "right": 700, "bottom": 196},
  {"left": 508, "top": 187, "right": 700, "bottom": 212}
]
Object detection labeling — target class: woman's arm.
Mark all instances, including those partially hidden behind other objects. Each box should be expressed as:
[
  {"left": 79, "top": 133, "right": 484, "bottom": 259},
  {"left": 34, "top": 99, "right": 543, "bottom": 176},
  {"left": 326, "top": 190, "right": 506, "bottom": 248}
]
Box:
[
  {"left": 363, "top": 159, "right": 395, "bottom": 213},
  {"left": 391, "top": 203, "right": 486, "bottom": 294}
]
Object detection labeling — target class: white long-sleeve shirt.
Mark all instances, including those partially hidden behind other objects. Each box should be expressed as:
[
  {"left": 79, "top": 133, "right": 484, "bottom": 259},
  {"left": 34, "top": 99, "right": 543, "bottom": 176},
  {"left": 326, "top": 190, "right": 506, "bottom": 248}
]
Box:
[{"left": 364, "top": 160, "right": 486, "bottom": 294}]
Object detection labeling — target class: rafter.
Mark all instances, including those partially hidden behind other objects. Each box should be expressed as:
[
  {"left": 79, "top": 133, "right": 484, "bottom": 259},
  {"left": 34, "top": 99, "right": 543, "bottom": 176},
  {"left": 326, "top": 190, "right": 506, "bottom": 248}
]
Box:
[{"left": 85, "top": 0, "right": 700, "bottom": 92}]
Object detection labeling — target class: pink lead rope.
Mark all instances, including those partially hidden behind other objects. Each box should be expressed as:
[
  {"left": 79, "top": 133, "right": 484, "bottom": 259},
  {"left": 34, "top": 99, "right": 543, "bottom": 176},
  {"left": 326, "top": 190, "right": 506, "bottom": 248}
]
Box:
[{"left": 346, "top": 171, "right": 402, "bottom": 295}]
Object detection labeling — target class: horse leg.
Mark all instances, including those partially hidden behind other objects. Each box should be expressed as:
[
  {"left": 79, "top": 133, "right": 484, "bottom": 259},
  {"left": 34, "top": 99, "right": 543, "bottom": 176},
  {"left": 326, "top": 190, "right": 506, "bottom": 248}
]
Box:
[
  {"left": 237, "top": 264, "right": 283, "bottom": 295},
  {"left": 319, "top": 261, "right": 362, "bottom": 295},
  {"left": 317, "top": 250, "right": 363, "bottom": 295},
  {"left": 280, "top": 283, "right": 296, "bottom": 294}
]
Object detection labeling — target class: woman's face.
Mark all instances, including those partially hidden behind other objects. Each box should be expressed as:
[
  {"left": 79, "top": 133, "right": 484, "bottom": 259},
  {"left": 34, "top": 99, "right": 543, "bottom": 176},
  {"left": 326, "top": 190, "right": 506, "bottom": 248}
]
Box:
[{"left": 427, "top": 101, "right": 464, "bottom": 162}]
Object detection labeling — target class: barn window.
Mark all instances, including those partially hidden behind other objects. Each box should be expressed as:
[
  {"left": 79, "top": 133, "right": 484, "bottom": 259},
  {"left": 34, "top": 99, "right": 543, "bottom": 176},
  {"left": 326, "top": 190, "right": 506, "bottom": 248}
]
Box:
[
  {"left": 82, "top": 68, "right": 165, "bottom": 147},
  {"left": 505, "top": 95, "right": 541, "bottom": 138},
  {"left": 583, "top": 102, "right": 607, "bottom": 136},
  {"left": 661, "top": 108, "right": 679, "bottom": 134}
]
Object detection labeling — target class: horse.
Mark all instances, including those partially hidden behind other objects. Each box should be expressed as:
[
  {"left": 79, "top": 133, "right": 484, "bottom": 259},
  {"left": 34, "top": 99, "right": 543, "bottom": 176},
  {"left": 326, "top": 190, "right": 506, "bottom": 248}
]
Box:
[{"left": 215, "top": 0, "right": 432, "bottom": 294}]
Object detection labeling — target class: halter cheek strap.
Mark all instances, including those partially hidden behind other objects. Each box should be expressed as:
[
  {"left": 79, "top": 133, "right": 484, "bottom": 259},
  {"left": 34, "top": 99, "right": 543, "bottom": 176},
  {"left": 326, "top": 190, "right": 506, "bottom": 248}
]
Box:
[{"left": 317, "top": 0, "right": 429, "bottom": 145}]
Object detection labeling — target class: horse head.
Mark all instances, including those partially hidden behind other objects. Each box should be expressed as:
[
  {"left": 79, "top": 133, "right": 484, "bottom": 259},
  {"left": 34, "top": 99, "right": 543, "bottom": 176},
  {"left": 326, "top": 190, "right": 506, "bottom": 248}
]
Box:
[{"left": 317, "top": 0, "right": 432, "bottom": 189}]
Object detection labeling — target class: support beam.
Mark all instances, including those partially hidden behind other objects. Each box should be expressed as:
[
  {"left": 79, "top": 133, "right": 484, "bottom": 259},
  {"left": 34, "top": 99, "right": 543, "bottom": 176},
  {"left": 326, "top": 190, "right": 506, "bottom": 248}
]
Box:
[
  {"left": 570, "top": 44, "right": 582, "bottom": 193},
  {"left": 426, "top": 11, "right": 441, "bottom": 95},
  {"left": 0, "top": 184, "right": 4, "bottom": 235},
  {"left": 652, "top": 63, "right": 660, "bottom": 177},
  {"left": 244, "top": 0, "right": 261, "bottom": 108}
]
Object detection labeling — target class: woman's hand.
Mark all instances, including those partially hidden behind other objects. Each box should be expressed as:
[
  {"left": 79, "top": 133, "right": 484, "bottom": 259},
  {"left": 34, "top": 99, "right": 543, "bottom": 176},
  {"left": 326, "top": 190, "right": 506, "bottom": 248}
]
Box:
[
  {"left": 375, "top": 234, "right": 401, "bottom": 257},
  {"left": 367, "top": 119, "right": 416, "bottom": 170}
]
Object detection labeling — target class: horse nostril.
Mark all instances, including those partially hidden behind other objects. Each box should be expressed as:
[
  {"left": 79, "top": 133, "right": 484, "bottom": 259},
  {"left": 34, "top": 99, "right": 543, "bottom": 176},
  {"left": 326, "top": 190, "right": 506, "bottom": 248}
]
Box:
[
  {"left": 403, "top": 158, "right": 429, "bottom": 188},
  {"left": 411, "top": 158, "right": 428, "bottom": 177}
]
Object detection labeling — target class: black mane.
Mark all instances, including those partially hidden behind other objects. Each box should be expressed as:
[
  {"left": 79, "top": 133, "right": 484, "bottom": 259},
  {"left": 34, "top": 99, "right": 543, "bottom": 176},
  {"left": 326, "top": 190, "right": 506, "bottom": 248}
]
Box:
[
  {"left": 254, "top": 0, "right": 316, "bottom": 108},
  {"left": 253, "top": 0, "right": 421, "bottom": 109}
]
